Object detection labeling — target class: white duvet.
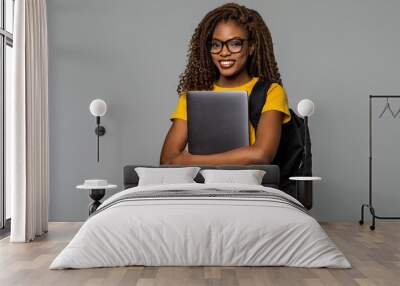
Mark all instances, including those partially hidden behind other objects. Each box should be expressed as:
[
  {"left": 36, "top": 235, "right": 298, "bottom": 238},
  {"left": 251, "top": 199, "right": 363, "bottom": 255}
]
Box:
[{"left": 50, "top": 183, "right": 351, "bottom": 269}]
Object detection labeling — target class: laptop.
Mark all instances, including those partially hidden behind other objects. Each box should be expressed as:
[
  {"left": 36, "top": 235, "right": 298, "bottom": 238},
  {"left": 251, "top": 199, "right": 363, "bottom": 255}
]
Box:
[{"left": 187, "top": 91, "right": 249, "bottom": 155}]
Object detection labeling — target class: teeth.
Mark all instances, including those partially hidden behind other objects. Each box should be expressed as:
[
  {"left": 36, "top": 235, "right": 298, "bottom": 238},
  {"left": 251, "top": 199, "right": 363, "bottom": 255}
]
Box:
[{"left": 220, "top": 60, "right": 235, "bottom": 67}]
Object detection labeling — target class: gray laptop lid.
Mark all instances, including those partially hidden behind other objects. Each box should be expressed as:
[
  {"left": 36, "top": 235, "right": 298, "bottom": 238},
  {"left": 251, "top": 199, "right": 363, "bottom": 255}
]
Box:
[{"left": 187, "top": 91, "right": 249, "bottom": 155}]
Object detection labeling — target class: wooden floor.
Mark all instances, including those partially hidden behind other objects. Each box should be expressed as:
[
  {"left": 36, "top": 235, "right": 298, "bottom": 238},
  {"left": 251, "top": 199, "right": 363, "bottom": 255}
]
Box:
[{"left": 0, "top": 222, "right": 399, "bottom": 286}]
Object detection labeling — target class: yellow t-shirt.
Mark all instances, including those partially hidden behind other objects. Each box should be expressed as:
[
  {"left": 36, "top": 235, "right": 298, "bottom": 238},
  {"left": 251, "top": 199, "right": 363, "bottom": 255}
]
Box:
[{"left": 170, "top": 77, "right": 291, "bottom": 145}]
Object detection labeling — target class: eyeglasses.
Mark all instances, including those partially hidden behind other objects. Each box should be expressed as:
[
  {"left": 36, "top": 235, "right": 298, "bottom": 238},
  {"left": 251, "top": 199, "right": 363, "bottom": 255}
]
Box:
[{"left": 208, "top": 38, "right": 248, "bottom": 54}]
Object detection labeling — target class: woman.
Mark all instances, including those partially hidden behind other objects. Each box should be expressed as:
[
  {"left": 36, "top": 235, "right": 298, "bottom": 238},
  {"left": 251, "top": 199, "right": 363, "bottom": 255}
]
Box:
[{"left": 160, "top": 3, "right": 291, "bottom": 165}]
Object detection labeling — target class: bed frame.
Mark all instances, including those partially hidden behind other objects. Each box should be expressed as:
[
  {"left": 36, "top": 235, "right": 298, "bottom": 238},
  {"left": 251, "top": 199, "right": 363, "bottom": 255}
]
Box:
[{"left": 123, "top": 165, "right": 312, "bottom": 209}]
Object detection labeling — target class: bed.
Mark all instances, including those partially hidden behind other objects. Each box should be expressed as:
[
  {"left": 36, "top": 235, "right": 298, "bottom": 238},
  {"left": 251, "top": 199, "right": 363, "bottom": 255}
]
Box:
[{"left": 50, "top": 165, "right": 350, "bottom": 269}]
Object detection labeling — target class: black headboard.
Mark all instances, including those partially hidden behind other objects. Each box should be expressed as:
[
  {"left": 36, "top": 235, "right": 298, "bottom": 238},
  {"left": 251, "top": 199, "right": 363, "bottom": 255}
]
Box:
[
  {"left": 123, "top": 165, "right": 312, "bottom": 209},
  {"left": 124, "top": 165, "right": 280, "bottom": 189}
]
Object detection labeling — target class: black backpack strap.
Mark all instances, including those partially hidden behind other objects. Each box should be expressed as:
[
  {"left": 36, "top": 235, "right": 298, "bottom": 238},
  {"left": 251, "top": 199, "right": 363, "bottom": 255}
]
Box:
[
  {"left": 249, "top": 79, "right": 313, "bottom": 209},
  {"left": 249, "top": 78, "right": 272, "bottom": 130}
]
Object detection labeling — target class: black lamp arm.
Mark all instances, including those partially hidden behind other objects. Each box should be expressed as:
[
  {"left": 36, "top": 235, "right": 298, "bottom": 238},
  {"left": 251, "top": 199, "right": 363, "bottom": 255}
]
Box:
[
  {"left": 303, "top": 116, "right": 310, "bottom": 176},
  {"left": 94, "top": 116, "right": 106, "bottom": 162}
]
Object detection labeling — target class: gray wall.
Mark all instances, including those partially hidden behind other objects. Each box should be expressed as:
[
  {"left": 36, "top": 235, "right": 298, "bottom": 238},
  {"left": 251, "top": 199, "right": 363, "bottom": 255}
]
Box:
[{"left": 47, "top": 0, "right": 400, "bottom": 221}]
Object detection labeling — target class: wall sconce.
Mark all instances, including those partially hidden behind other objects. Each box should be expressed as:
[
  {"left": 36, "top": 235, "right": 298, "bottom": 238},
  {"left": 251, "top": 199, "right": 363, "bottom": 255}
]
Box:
[
  {"left": 89, "top": 99, "right": 107, "bottom": 162},
  {"left": 297, "top": 99, "right": 315, "bottom": 176}
]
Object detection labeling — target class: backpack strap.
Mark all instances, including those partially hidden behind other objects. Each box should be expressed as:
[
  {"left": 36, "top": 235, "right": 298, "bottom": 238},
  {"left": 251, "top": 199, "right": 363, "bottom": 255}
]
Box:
[
  {"left": 249, "top": 79, "right": 313, "bottom": 209},
  {"left": 249, "top": 78, "right": 272, "bottom": 131}
]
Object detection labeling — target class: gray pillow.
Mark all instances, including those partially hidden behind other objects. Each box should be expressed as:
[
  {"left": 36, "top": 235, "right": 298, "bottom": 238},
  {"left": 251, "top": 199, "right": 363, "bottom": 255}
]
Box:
[
  {"left": 135, "top": 167, "right": 201, "bottom": 186},
  {"left": 200, "top": 169, "right": 266, "bottom": 185}
]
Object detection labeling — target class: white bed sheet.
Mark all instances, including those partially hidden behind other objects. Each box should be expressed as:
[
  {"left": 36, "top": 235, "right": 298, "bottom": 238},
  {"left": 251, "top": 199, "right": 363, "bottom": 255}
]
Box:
[{"left": 50, "top": 183, "right": 350, "bottom": 269}]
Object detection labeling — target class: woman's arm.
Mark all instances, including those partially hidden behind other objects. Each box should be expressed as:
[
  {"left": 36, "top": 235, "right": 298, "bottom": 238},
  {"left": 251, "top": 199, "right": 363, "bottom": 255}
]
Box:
[
  {"left": 159, "top": 119, "right": 188, "bottom": 164},
  {"left": 162, "top": 110, "right": 283, "bottom": 165}
]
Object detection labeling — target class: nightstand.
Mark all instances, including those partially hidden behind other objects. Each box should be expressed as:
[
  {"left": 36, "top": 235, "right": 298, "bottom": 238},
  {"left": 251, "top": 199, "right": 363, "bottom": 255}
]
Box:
[
  {"left": 289, "top": 176, "right": 322, "bottom": 201},
  {"left": 77, "top": 180, "right": 117, "bottom": 215}
]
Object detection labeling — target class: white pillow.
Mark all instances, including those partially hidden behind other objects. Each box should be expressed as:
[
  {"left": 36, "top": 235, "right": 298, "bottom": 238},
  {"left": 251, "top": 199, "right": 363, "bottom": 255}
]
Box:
[
  {"left": 200, "top": 169, "right": 266, "bottom": 185},
  {"left": 135, "top": 167, "right": 201, "bottom": 186}
]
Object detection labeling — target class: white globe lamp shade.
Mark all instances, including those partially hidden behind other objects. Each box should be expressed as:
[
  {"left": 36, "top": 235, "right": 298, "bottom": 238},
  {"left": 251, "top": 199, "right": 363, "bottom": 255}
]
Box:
[
  {"left": 297, "top": 99, "right": 315, "bottom": 117},
  {"left": 89, "top": 99, "right": 107, "bottom": 117}
]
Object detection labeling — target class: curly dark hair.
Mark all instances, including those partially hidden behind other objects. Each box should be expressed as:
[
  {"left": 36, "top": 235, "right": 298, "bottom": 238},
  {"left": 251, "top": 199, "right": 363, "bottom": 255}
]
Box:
[{"left": 177, "top": 2, "right": 282, "bottom": 94}]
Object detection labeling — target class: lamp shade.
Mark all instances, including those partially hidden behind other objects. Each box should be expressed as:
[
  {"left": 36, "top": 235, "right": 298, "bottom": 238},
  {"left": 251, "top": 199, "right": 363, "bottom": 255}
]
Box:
[
  {"left": 89, "top": 99, "right": 107, "bottom": 117},
  {"left": 297, "top": 99, "right": 315, "bottom": 117}
]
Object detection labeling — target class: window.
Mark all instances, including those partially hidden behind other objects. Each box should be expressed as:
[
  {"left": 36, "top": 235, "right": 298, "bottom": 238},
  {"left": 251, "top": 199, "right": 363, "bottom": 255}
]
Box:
[{"left": 0, "top": 0, "right": 14, "bottom": 233}]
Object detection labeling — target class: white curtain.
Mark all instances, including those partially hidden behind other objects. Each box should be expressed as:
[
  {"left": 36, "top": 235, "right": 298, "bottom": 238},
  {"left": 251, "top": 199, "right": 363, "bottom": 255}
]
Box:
[{"left": 7, "top": 0, "right": 49, "bottom": 242}]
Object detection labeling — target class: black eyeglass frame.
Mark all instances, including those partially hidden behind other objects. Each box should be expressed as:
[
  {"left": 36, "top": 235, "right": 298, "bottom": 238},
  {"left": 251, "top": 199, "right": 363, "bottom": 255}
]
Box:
[{"left": 208, "top": 38, "right": 250, "bottom": 54}]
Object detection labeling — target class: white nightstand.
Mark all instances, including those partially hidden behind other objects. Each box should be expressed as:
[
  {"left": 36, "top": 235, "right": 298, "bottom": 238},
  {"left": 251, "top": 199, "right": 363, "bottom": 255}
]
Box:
[
  {"left": 77, "top": 180, "right": 117, "bottom": 215},
  {"left": 289, "top": 176, "right": 322, "bottom": 201}
]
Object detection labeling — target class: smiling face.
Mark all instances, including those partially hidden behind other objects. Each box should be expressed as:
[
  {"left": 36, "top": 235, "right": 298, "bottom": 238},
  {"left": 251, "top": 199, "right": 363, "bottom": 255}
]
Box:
[{"left": 210, "top": 20, "right": 254, "bottom": 85}]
